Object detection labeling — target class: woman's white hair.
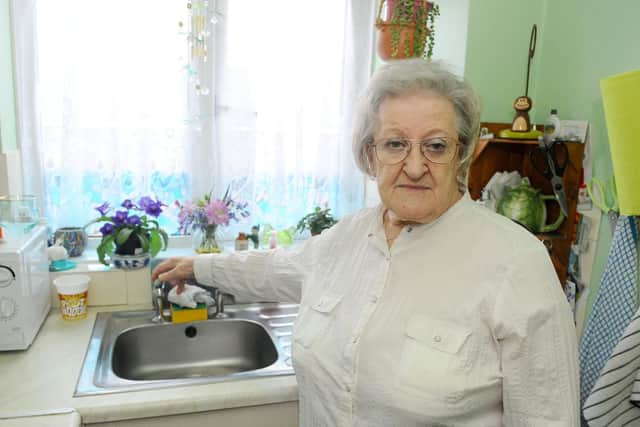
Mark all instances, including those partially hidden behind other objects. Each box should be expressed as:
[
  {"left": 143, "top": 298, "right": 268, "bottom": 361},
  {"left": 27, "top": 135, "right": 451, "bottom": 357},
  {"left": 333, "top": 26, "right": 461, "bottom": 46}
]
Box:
[{"left": 352, "top": 59, "right": 481, "bottom": 191}]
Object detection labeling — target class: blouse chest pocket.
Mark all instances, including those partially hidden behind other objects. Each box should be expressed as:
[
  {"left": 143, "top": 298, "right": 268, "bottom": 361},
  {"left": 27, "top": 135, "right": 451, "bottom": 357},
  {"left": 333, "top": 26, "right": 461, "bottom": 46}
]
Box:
[
  {"left": 293, "top": 293, "right": 343, "bottom": 349},
  {"left": 395, "top": 314, "right": 475, "bottom": 406},
  {"left": 405, "top": 316, "right": 471, "bottom": 357}
]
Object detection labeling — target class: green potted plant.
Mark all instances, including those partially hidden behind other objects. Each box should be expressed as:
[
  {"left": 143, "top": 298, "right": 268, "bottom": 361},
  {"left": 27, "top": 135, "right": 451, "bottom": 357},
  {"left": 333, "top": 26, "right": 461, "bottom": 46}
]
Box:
[
  {"left": 85, "top": 196, "right": 169, "bottom": 268},
  {"left": 296, "top": 207, "right": 338, "bottom": 236},
  {"left": 375, "top": 0, "right": 440, "bottom": 60}
]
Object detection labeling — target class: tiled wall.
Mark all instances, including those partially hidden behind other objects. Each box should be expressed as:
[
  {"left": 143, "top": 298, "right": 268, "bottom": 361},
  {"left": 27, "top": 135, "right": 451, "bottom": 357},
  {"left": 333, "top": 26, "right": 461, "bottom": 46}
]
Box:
[{"left": 49, "top": 267, "right": 153, "bottom": 309}]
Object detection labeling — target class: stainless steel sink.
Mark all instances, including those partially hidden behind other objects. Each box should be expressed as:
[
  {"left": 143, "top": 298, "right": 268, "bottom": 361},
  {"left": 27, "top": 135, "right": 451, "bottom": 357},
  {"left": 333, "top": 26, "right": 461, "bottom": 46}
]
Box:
[
  {"left": 75, "top": 303, "right": 297, "bottom": 396},
  {"left": 112, "top": 319, "right": 278, "bottom": 380}
]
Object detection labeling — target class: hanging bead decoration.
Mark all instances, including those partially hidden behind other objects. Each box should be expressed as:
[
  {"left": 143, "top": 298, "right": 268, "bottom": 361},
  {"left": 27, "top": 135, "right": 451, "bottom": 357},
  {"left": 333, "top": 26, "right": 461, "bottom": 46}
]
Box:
[{"left": 179, "top": 1, "right": 220, "bottom": 129}]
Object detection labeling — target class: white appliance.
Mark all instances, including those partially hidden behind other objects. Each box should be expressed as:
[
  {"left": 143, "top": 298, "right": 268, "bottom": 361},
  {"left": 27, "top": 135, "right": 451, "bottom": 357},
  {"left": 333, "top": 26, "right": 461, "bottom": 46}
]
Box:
[{"left": 0, "top": 225, "right": 51, "bottom": 350}]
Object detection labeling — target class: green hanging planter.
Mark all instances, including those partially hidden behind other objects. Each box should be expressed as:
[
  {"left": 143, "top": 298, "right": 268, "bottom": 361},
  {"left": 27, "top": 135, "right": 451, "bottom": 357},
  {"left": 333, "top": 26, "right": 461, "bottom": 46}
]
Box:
[{"left": 375, "top": 0, "right": 440, "bottom": 60}]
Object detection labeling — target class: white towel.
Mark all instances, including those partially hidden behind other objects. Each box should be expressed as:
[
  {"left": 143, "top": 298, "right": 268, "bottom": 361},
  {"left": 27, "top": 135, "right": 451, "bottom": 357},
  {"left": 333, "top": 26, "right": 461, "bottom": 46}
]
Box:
[
  {"left": 583, "top": 311, "right": 640, "bottom": 426},
  {"left": 167, "top": 284, "right": 215, "bottom": 309}
]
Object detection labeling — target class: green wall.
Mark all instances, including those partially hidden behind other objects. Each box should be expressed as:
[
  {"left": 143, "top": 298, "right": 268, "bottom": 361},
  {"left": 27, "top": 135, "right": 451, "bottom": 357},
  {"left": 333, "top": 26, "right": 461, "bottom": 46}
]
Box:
[
  {"left": 0, "top": 0, "right": 17, "bottom": 152},
  {"left": 465, "top": 0, "right": 640, "bottom": 307},
  {"left": 536, "top": 0, "right": 640, "bottom": 306},
  {"left": 464, "top": 0, "right": 546, "bottom": 124},
  {"left": 536, "top": 0, "right": 640, "bottom": 181}
]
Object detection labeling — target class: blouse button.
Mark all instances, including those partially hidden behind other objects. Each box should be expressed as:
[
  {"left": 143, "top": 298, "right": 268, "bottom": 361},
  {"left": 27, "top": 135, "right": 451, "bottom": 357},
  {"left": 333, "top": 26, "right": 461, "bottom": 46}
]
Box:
[
  {"left": 433, "top": 335, "right": 442, "bottom": 343},
  {"left": 345, "top": 385, "right": 352, "bottom": 392}
]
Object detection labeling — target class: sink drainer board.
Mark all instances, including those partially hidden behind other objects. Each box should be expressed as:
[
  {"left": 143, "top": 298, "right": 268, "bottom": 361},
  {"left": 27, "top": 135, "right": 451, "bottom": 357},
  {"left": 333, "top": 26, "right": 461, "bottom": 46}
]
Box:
[{"left": 75, "top": 303, "right": 298, "bottom": 396}]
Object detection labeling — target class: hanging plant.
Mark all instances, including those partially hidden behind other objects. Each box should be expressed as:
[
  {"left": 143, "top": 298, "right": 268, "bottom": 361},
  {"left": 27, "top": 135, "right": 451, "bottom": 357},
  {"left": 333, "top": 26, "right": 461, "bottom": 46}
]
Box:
[
  {"left": 375, "top": 0, "right": 440, "bottom": 60},
  {"left": 425, "top": 1, "right": 440, "bottom": 58}
]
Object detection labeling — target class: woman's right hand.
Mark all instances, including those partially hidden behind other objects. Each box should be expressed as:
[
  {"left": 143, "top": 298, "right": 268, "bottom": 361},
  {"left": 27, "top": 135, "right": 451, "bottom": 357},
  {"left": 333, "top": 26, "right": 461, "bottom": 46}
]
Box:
[{"left": 151, "top": 257, "right": 196, "bottom": 294}]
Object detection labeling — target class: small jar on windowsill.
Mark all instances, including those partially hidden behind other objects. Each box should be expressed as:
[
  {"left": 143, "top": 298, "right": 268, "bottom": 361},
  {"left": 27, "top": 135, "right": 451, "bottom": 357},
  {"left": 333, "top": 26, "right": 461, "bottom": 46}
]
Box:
[{"left": 235, "top": 232, "right": 249, "bottom": 251}]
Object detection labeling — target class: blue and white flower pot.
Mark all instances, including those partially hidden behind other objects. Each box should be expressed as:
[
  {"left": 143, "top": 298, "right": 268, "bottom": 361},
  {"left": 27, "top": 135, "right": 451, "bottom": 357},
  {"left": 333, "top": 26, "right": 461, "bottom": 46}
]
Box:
[{"left": 110, "top": 252, "right": 151, "bottom": 270}]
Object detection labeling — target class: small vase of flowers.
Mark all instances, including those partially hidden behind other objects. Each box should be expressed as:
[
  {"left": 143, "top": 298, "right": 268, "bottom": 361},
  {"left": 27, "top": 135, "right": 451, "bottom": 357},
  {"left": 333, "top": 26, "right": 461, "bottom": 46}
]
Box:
[
  {"left": 176, "top": 186, "right": 250, "bottom": 254},
  {"left": 85, "top": 196, "right": 169, "bottom": 268}
]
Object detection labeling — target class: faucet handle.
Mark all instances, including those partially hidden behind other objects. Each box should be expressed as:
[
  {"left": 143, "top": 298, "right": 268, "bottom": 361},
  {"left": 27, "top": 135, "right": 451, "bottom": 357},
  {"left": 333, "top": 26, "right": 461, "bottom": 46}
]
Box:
[
  {"left": 151, "top": 280, "right": 167, "bottom": 297},
  {"left": 151, "top": 281, "right": 171, "bottom": 323}
]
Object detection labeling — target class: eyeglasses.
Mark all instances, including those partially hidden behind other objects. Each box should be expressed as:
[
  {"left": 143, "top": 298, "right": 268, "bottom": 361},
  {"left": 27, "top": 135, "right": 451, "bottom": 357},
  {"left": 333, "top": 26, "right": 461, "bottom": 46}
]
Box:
[{"left": 371, "top": 137, "right": 460, "bottom": 165}]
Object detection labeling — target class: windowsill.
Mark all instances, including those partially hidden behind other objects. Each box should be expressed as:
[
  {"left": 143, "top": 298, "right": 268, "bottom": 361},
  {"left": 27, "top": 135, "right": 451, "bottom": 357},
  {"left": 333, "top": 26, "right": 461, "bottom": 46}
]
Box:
[
  {"left": 50, "top": 235, "right": 308, "bottom": 308},
  {"left": 69, "top": 235, "right": 306, "bottom": 273},
  {"left": 73, "top": 235, "right": 189, "bottom": 260}
]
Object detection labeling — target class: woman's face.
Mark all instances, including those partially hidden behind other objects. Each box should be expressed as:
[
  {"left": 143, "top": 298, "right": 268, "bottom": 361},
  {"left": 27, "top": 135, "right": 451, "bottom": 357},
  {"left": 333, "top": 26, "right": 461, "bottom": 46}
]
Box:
[{"left": 370, "top": 91, "right": 462, "bottom": 224}]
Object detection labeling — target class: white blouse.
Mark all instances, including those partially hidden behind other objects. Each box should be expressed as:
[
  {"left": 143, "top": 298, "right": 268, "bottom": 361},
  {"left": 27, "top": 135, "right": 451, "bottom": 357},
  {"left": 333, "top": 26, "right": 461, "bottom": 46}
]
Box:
[{"left": 193, "top": 194, "right": 579, "bottom": 426}]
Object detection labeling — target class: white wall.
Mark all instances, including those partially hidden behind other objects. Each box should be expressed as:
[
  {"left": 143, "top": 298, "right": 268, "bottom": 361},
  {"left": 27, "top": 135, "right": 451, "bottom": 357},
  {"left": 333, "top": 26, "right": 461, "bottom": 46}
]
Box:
[
  {"left": 0, "top": 149, "right": 22, "bottom": 196},
  {"left": 431, "top": 0, "right": 470, "bottom": 76}
]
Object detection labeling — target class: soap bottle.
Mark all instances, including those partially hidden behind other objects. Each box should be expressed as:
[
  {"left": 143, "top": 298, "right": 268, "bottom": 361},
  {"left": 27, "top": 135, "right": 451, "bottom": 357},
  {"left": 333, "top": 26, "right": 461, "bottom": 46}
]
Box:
[{"left": 544, "top": 109, "right": 561, "bottom": 141}]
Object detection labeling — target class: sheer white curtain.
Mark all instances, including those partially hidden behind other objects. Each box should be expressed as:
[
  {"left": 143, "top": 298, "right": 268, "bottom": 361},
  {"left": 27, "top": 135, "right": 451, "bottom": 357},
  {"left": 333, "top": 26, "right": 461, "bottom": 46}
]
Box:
[
  {"left": 13, "top": 0, "right": 375, "bottom": 236},
  {"left": 14, "top": 0, "right": 214, "bottom": 233},
  {"left": 215, "top": 0, "right": 375, "bottom": 234}
]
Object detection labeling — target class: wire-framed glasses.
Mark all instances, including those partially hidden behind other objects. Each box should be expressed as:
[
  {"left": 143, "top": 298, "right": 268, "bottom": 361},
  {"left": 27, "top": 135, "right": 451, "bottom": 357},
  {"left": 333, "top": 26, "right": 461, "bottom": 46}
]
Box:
[{"left": 371, "top": 137, "right": 460, "bottom": 165}]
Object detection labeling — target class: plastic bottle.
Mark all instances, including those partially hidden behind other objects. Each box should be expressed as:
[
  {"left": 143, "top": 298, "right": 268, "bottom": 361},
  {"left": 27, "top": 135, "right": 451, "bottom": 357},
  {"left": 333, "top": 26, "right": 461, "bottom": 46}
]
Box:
[
  {"left": 269, "top": 231, "right": 277, "bottom": 249},
  {"left": 544, "top": 108, "right": 561, "bottom": 141}
]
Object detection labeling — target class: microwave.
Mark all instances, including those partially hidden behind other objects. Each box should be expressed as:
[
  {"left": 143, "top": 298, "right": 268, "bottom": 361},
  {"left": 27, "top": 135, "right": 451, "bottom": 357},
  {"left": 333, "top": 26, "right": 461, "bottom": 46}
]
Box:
[{"left": 0, "top": 225, "right": 51, "bottom": 350}]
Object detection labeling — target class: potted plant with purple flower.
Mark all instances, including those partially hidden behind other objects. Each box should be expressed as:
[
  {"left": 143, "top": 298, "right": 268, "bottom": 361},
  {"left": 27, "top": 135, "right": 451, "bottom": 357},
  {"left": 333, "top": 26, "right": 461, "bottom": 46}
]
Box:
[
  {"left": 85, "top": 196, "right": 169, "bottom": 268},
  {"left": 176, "top": 186, "right": 250, "bottom": 254}
]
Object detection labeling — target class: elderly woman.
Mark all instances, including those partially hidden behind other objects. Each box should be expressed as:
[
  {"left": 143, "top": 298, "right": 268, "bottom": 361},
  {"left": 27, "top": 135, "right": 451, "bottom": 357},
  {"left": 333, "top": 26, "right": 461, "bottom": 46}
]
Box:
[{"left": 152, "top": 59, "right": 579, "bottom": 426}]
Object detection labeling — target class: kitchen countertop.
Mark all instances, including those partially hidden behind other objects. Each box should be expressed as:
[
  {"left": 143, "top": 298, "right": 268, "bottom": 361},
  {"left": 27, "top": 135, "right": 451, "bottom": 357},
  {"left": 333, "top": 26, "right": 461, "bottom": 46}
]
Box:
[
  {"left": 0, "top": 410, "right": 81, "bottom": 427},
  {"left": 0, "top": 306, "right": 298, "bottom": 425}
]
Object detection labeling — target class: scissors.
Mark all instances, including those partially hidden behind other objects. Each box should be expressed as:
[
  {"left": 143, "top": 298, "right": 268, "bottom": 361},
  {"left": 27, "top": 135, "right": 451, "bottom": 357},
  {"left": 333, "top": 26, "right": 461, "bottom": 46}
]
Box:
[
  {"left": 587, "top": 176, "right": 619, "bottom": 234},
  {"left": 529, "top": 139, "right": 569, "bottom": 216}
]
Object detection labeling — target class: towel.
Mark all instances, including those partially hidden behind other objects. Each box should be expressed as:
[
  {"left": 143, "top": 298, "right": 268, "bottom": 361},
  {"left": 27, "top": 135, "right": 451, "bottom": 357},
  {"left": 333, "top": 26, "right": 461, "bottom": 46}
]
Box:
[
  {"left": 168, "top": 284, "right": 215, "bottom": 309},
  {"left": 583, "top": 310, "right": 640, "bottom": 426},
  {"left": 580, "top": 216, "right": 639, "bottom": 410}
]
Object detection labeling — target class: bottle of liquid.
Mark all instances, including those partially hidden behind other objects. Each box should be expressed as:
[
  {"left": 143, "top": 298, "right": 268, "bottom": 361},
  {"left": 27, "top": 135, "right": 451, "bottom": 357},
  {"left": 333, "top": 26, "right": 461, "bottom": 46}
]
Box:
[
  {"left": 269, "top": 231, "right": 277, "bottom": 249},
  {"left": 544, "top": 108, "right": 561, "bottom": 141}
]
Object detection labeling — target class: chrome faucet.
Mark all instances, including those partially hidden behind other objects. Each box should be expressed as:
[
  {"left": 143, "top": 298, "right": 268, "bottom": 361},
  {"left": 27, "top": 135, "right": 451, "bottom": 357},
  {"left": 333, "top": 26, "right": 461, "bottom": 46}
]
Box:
[
  {"left": 151, "top": 281, "right": 233, "bottom": 322},
  {"left": 211, "top": 287, "right": 229, "bottom": 319},
  {"left": 151, "top": 281, "right": 171, "bottom": 323},
  {"left": 195, "top": 284, "right": 231, "bottom": 319}
]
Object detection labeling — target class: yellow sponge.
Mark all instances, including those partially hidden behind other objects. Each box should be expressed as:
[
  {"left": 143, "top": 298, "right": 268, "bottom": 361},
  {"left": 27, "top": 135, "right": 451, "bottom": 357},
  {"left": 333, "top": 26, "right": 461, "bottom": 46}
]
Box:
[{"left": 170, "top": 303, "right": 208, "bottom": 323}]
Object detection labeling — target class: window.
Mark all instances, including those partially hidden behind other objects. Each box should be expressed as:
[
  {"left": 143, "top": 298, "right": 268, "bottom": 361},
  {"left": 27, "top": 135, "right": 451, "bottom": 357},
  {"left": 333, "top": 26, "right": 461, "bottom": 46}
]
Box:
[
  {"left": 14, "top": 0, "right": 375, "bottom": 237},
  {"left": 32, "top": 0, "right": 191, "bottom": 234}
]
